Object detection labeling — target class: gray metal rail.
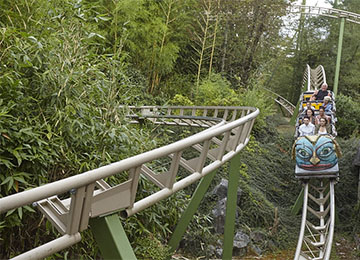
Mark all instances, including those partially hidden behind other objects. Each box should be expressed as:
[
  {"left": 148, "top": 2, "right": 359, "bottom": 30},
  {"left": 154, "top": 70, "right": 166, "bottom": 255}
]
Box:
[
  {"left": 290, "top": 5, "right": 360, "bottom": 25},
  {"left": 263, "top": 88, "right": 295, "bottom": 116},
  {"left": 0, "top": 105, "right": 259, "bottom": 260},
  {"left": 301, "top": 65, "right": 326, "bottom": 92},
  {"left": 294, "top": 180, "right": 336, "bottom": 260}
]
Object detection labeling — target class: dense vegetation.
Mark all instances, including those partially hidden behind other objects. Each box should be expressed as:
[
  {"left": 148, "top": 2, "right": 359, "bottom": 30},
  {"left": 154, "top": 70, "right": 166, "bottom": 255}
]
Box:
[{"left": 0, "top": 0, "right": 360, "bottom": 259}]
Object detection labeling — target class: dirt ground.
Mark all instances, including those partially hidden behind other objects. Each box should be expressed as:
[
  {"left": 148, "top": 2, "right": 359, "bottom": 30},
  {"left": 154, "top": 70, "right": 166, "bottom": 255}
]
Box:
[
  {"left": 171, "top": 234, "right": 360, "bottom": 259},
  {"left": 241, "top": 234, "right": 360, "bottom": 260}
]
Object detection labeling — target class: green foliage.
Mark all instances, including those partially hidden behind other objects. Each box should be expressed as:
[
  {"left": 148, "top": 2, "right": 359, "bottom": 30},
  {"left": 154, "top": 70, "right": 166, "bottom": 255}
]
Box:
[
  {"left": 0, "top": 0, "right": 163, "bottom": 258},
  {"left": 335, "top": 94, "right": 360, "bottom": 138},
  {"left": 334, "top": 137, "right": 360, "bottom": 232},
  {"left": 1, "top": 0, "right": 359, "bottom": 258},
  {"left": 134, "top": 233, "right": 171, "bottom": 260},
  {"left": 170, "top": 94, "right": 194, "bottom": 106},
  {"left": 194, "top": 73, "right": 240, "bottom": 106}
]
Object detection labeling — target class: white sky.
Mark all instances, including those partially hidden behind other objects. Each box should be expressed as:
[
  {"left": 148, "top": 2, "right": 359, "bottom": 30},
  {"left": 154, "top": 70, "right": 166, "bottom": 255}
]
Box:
[
  {"left": 282, "top": 0, "right": 334, "bottom": 37},
  {"left": 294, "top": 0, "right": 332, "bottom": 8}
]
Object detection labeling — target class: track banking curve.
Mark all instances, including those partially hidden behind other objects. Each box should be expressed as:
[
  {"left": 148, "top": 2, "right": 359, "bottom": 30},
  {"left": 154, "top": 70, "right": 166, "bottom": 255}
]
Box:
[{"left": 0, "top": 106, "right": 259, "bottom": 259}]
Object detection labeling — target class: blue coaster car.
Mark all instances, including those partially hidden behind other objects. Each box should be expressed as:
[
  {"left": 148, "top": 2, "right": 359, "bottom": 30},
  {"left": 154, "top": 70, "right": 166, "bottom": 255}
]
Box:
[{"left": 292, "top": 134, "right": 342, "bottom": 179}]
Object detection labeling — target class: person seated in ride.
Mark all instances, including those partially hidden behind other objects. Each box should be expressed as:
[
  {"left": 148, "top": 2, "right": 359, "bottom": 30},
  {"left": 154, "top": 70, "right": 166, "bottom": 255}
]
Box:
[
  {"left": 299, "top": 116, "right": 315, "bottom": 136},
  {"left": 301, "top": 101, "right": 315, "bottom": 114},
  {"left": 315, "top": 117, "right": 332, "bottom": 135},
  {"left": 305, "top": 109, "right": 316, "bottom": 125},
  {"left": 323, "top": 96, "right": 333, "bottom": 113},
  {"left": 315, "top": 106, "right": 330, "bottom": 125},
  {"left": 310, "top": 83, "right": 331, "bottom": 101}
]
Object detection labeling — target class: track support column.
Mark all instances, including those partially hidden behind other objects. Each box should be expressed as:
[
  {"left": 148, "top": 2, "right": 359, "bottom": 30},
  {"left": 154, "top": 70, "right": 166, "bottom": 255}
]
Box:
[
  {"left": 222, "top": 153, "right": 242, "bottom": 259},
  {"left": 168, "top": 169, "right": 217, "bottom": 254},
  {"left": 90, "top": 214, "right": 136, "bottom": 260},
  {"left": 291, "top": 188, "right": 304, "bottom": 215},
  {"left": 333, "top": 16, "right": 345, "bottom": 96}
]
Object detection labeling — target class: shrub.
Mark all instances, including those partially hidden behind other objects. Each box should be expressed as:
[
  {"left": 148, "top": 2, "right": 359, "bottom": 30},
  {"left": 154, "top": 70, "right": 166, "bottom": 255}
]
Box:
[{"left": 335, "top": 94, "right": 360, "bottom": 138}]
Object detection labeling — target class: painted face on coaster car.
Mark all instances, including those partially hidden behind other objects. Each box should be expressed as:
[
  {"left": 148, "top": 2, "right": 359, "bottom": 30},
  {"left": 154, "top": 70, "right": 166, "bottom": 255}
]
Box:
[{"left": 292, "top": 135, "right": 341, "bottom": 171}]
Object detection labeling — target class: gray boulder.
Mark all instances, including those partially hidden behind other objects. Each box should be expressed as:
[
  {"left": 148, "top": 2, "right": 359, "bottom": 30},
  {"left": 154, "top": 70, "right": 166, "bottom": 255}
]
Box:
[
  {"left": 211, "top": 198, "right": 227, "bottom": 234},
  {"left": 211, "top": 178, "right": 242, "bottom": 204},
  {"left": 250, "top": 230, "right": 267, "bottom": 243},
  {"left": 233, "top": 230, "right": 250, "bottom": 256}
]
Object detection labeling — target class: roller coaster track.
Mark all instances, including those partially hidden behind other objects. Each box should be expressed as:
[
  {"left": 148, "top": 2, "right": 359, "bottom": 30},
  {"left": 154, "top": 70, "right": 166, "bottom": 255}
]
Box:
[
  {"left": 263, "top": 65, "right": 326, "bottom": 117},
  {"left": 263, "top": 88, "right": 296, "bottom": 116},
  {"left": 290, "top": 5, "right": 360, "bottom": 25},
  {"left": 295, "top": 180, "right": 336, "bottom": 260},
  {"left": 0, "top": 106, "right": 258, "bottom": 259},
  {"left": 294, "top": 65, "right": 338, "bottom": 260},
  {"left": 302, "top": 65, "right": 327, "bottom": 92}
]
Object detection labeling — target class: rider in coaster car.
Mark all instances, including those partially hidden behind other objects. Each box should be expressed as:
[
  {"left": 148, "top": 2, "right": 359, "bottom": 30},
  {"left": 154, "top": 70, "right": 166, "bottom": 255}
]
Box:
[
  {"left": 311, "top": 83, "right": 332, "bottom": 101},
  {"left": 323, "top": 96, "right": 333, "bottom": 113}
]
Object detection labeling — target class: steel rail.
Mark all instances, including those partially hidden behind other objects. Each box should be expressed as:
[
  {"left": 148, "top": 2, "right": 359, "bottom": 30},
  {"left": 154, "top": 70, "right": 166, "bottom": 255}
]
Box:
[
  {"left": 301, "top": 64, "right": 326, "bottom": 92},
  {"left": 0, "top": 106, "right": 257, "bottom": 214},
  {"left": 11, "top": 233, "right": 81, "bottom": 260},
  {"left": 262, "top": 87, "right": 296, "bottom": 115},
  {"left": 324, "top": 181, "right": 335, "bottom": 260},
  {"left": 0, "top": 105, "right": 259, "bottom": 259},
  {"left": 290, "top": 5, "right": 360, "bottom": 25},
  {"left": 294, "top": 180, "right": 336, "bottom": 260},
  {"left": 295, "top": 182, "right": 309, "bottom": 259}
]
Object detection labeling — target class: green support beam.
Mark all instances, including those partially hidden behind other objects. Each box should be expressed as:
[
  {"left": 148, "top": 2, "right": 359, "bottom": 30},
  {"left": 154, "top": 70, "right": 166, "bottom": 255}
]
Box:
[
  {"left": 333, "top": 16, "right": 345, "bottom": 96},
  {"left": 222, "top": 153, "right": 242, "bottom": 260},
  {"left": 168, "top": 169, "right": 217, "bottom": 254},
  {"left": 291, "top": 188, "right": 304, "bottom": 215},
  {"left": 290, "top": 99, "right": 300, "bottom": 126},
  {"left": 290, "top": 80, "right": 308, "bottom": 125},
  {"left": 290, "top": 0, "right": 307, "bottom": 126},
  {"left": 90, "top": 214, "right": 137, "bottom": 260}
]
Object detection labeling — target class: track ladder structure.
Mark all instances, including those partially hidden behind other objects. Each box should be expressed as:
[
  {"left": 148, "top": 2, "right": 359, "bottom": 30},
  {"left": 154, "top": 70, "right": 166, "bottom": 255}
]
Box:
[
  {"left": 0, "top": 106, "right": 259, "bottom": 260},
  {"left": 293, "top": 65, "right": 338, "bottom": 260},
  {"left": 263, "top": 87, "right": 296, "bottom": 116},
  {"left": 295, "top": 180, "right": 336, "bottom": 260}
]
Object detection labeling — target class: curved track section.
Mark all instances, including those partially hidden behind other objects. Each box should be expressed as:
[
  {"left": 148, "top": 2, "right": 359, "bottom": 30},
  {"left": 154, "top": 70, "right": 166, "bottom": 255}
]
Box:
[
  {"left": 0, "top": 105, "right": 259, "bottom": 260},
  {"left": 294, "top": 180, "right": 336, "bottom": 260},
  {"left": 290, "top": 5, "right": 360, "bottom": 25},
  {"left": 263, "top": 88, "right": 296, "bottom": 116},
  {"left": 301, "top": 65, "right": 326, "bottom": 92}
]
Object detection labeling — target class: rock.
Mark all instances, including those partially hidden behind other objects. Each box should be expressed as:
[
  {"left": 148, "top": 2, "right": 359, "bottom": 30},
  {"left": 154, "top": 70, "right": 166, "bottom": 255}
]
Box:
[
  {"left": 211, "top": 198, "right": 227, "bottom": 234},
  {"left": 249, "top": 244, "right": 262, "bottom": 256},
  {"left": 233, "top": 230, "right": 250, "bottom": 248},
  {"left": 232, "top": 230, "right": 250, "bottom": 256},
  {"left": 211, "top": 178, "right": 242, "bottom": 204},
  {"left": 250, "top": 230, "right": 267, "bottom": 243},
  {"left": 354, "top": 234, "right": 360, "bottom": 250},
  {"left": 208, "top": 245, "right": 216, "bottom": 257},
  {"left": 215, "top": 247, "right": 223, "bottom": 258},
  {"left": 212, "top": 179, "right": 228, "bottom": 199}
]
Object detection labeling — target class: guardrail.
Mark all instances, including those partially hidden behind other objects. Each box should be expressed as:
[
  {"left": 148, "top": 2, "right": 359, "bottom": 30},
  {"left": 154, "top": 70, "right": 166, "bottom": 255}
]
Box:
[{"left": 0, "top": 105, "right": 259, "bottom": 259}]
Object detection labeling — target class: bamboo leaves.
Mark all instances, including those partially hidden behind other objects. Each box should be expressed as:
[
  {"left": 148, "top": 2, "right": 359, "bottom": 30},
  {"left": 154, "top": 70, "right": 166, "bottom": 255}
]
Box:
[{"left": 191, "top": 0, "right": 221, "bottom": 90}]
